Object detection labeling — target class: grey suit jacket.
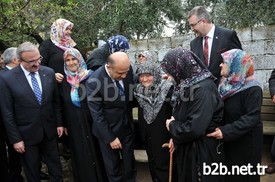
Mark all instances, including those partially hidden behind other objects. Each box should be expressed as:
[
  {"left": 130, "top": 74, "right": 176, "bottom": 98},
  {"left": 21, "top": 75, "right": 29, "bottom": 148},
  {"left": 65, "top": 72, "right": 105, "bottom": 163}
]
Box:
[{"left": 0, "top": 65, "right": 62, "bottom": 145}]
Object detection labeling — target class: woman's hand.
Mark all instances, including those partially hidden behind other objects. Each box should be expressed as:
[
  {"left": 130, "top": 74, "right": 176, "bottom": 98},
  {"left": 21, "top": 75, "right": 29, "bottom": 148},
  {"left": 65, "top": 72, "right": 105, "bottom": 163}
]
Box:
[
  {"left": 57, "top": 127, "right": 64, "bottom": 137},
  {"left": 169, "top": 138, "right": 175, "bottom": 153},
  {"left": 166, "top": 116, "right": 175, "bottom": 131},
  {"left": 55, "top": 73, "right": 64, "bottom": 83},
  {"left": 207, "top": 128, "right": 224, "bottom": 139}
]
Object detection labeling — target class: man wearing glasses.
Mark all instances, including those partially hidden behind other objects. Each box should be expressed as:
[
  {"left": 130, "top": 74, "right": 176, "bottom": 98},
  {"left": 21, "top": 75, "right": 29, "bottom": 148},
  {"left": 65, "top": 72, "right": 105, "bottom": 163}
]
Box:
[
  {"left": 0, "top": 42, "right": 64, "bottom": 182},
  {"left": 188, "top": 6, "right": 242, "bottom": 84}
]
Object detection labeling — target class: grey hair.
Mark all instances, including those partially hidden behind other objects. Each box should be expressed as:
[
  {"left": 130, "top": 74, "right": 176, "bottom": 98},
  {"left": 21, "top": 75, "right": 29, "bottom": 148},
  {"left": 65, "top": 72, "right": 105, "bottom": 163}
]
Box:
[
  {"left": 188, "top": 6, "right": 212, "bottom": 23},
  {"left": 16, "top": 42, "right": 38, "bottom": 60},
  {"left": 3, "top": 47, "right": 17, "bottom": 65}
]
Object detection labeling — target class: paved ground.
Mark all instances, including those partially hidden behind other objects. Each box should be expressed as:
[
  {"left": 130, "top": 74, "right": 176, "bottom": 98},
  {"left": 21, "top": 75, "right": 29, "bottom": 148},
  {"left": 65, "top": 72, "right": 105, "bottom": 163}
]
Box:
[{"left": 37, "top": 135, "right": 275, "bottom": 181}]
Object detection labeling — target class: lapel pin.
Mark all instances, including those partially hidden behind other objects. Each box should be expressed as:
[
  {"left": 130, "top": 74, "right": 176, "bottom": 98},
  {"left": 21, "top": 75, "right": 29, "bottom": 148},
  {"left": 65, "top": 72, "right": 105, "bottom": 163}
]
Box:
[{"left": 216, "top": 36, "right": 218, "bottom": 39}]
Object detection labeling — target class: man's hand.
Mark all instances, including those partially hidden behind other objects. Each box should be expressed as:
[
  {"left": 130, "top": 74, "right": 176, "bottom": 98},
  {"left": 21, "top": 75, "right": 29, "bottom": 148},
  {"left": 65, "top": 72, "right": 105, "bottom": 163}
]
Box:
[
  {"left": 55, "top": 73, "right": 64, "bottom": 83},
  {"left": 13, "top": 141, "right": 25, "bottom": 153},
  {"left": 57, "top": 127, "right": 64, "bottom": 137},
  {"left": 110, "top": 137, "right": 122, "bottom": 149}
]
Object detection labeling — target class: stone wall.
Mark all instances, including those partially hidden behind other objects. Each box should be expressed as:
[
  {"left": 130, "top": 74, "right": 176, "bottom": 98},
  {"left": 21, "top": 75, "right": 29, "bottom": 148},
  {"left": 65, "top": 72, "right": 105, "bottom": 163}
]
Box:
[{"left": 128, "top": 25, "right": 275, "bottom": 92}]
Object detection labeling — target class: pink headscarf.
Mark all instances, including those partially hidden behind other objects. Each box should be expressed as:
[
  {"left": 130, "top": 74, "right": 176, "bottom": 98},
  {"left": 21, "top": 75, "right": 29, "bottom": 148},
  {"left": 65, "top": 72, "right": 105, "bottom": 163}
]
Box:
[{"left": 50, "top": 18, "right": 76, "bottom": 51}]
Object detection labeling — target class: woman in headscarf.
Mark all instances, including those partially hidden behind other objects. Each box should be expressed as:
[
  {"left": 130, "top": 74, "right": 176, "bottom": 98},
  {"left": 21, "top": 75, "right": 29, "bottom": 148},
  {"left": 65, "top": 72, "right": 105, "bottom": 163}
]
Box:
[
  {"left": 134, "top": 62, "right": 177, "bottom": 182},
  {"left": 136, "top": 51, "right": 153, "bottom": 64},
  {"left": 60, "top": 47, "right": 107, "bottom": 182},
  {"left": 207, "top": 49, "right": 263, "bottom": 182},
  {"left": 161, "top": 47, "right": 224, "bottom": 182},
  {"left": 39, "top": 18, "right": 83, "bottom": 83},
  {"left": 86, "top": 34, "right": 130, "bottom": 71},
  {"left": 39, "top": 18, "right": 84, "bottom": 159}
]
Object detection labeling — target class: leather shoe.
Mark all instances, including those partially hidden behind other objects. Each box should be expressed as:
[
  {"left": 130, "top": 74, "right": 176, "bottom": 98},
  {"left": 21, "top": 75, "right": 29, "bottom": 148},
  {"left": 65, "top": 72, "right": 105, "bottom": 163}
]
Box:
[
  {"left": 40, "top": 171, "right": 50, "bottom": 180},
  {"left": 266, "top": 161, "right": 275, "bottom": 174}
]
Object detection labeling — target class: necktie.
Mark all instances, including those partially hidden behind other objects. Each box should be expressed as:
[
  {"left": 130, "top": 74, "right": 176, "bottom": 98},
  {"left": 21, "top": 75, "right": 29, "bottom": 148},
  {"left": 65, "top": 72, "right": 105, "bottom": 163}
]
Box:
[
  {"left": 115, "top": 80, "right": 125, "bottom": 96},
  {"left": 203, "top": 36, "right": 209, "bottom": 66},
  {"left": 30, "top": 73, "right": 42, "bottom": 104}
]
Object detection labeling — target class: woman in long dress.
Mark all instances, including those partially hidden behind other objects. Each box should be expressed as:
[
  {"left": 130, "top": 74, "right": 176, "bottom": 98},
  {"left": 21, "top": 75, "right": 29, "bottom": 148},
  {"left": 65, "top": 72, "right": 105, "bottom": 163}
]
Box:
[
  {"left": 134, "top": 62, "right": 177, "bottom": 182},
  {"left": 207, "top": 49, "right": 263, "bottom": 182},
  {"left": 61, "top": 48, "right": 107, "bottom": 182},
  {"left": 161, "top": 47, "right": 225, "bottom": 182}
]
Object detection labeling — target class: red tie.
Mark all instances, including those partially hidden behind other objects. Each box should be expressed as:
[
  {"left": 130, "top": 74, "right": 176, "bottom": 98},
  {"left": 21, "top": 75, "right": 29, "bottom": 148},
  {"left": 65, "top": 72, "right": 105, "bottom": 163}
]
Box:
[{"left": 203, "top": 36, "right": 209, "bottom": 66}]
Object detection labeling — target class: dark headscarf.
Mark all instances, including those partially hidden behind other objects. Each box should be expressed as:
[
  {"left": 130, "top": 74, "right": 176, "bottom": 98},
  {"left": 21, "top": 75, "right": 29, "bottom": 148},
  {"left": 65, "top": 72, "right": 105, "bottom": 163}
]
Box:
[
  {"left": 161, "top": 47, "right": 213, "bottom": 87},
  {"left": 134, "top": 62, "right": 173, "bottom": 124}
]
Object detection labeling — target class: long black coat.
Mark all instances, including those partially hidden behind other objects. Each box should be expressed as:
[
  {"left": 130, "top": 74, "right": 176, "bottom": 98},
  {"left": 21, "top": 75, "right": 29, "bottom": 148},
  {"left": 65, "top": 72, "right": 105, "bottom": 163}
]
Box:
[
  {"left": 169, "top": 79, "right": 224, "bottom": 182},
  {"left": 220, "top": 86, "right": 263, "bottom": 182},
  {"left": 59, "top": 79, "right": 107, "bottom": 182},
  {"left": 137, "top": 88, "right": 177, "bottom": 182}
]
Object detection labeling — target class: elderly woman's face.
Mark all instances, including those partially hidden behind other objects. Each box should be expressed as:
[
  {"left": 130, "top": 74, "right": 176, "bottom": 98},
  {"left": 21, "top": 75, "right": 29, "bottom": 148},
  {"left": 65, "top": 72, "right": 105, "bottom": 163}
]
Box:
[
  {"left": 65, "top": 54, "right": 79, "bottom": 72},
  {"left": 139, "top": 73, "right": 154, "bottom": 87},
  {"left": 220, "top": 62, "right": 229, "bottom": 77},
  {"left": 138, "top": 54, "right": 146, "bottom": 64}
]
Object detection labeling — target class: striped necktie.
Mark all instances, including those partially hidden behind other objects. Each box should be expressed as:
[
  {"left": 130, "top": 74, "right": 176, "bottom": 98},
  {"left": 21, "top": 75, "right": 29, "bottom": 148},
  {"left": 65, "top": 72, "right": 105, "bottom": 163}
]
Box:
[
  {"left": 115, "top": 80, "right": 125, "bottom": 96},
  {"left": 30, "top": 72, "right": 42, "bottom": 104}
]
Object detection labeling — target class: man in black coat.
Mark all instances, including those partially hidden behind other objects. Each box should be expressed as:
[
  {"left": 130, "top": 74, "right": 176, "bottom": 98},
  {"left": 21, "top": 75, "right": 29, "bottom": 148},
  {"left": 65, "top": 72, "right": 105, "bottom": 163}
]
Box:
[
  {"left": 188, "top": 6, "right": 242, "bottom": 83},
  {"left": 0, "top": 42, "right": 64, "bottom": 182},
  {"left": 87, "top": 52, "right": 136, "bottom": 182}
]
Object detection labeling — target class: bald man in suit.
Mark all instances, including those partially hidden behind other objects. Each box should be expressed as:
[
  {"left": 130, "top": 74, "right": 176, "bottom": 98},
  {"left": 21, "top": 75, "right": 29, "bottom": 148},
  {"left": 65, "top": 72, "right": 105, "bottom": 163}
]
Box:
[{"left": 87, "top": 52, "right": 136, "bottom": 182}]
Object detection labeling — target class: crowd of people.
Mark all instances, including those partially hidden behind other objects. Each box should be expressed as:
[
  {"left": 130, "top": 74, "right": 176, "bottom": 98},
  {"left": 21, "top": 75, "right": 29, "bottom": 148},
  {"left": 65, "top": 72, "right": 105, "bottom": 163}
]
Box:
[{"left": 0, "top": 5, "right": 273, "bottom": 182}]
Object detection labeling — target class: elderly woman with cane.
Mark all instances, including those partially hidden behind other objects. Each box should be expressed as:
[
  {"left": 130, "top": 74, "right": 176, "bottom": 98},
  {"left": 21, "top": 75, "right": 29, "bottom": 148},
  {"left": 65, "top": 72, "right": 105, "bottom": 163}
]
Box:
[
  {"left": 161, "top": 47, "right": 225, "bottom": 182},
  {"left": 134, "top": 62, "right": 177, "bottom": 182}
]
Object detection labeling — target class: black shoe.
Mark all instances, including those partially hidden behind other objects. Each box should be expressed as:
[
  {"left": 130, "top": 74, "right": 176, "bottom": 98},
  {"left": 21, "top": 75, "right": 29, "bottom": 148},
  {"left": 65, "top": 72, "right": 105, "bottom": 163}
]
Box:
[{"left": 40, "top": 171, "right": 50, "bottom": 180}]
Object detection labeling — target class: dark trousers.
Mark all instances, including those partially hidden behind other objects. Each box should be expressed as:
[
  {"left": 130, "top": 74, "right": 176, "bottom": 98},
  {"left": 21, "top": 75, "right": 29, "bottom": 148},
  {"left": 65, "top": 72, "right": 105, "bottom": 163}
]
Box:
[
  {"left": 271, "top": 136, "right": 275, "bottom": 161},
  {"left": 99, "top": 132, "right": 136, "bottom": 182},
  {"left": 0, "top": 133, "right": 8, "bottom": 181},
  {"left": 21, "top": 137, "right": 63, "bottom": 182},
  {"left": 7, "top": 142, "right": 23, "bottom": 182}
]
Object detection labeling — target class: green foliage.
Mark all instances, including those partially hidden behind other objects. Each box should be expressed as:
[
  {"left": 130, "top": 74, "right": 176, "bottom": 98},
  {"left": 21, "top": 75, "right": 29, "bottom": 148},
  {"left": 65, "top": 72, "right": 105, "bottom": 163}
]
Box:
[
  {"left": 1, "top": 0, "right": 275, "bottom": 52},
  {"left": 0, "top": 0, "right": 74, "bottom": 48}
]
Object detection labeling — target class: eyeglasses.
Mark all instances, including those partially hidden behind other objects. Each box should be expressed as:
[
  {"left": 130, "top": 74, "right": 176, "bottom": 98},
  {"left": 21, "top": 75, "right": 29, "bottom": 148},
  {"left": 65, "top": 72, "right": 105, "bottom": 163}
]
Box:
[
  {"left": 21, "top": 56, "right": 43, "bottom": 64},
  {"left": 189, "top": 19, "right": 202, "bottom": 27}
]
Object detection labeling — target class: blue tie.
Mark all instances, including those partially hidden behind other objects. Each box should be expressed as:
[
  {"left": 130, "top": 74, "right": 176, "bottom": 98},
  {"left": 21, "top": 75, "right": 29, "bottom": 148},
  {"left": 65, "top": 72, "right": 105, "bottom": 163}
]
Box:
[
  {"left": 30, "top": 73, "right": 42, "bottom": 104},
  {"left": 115, "top": 80, "right": 125, "bottom": 96}
]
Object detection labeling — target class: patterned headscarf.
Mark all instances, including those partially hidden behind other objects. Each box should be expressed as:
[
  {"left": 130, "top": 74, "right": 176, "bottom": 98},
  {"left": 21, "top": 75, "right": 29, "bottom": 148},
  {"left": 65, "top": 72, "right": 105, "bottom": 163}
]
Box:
[
  {"left": 51, "top": 18, "right": 76, "bottom": 51},
  {"left": 107, "top": 35, "right": 130, "bottom": 54},
  {"left": 161, "top": 47, "right": 213, "bottom": 90},
  {"left": 218, "top": 49, "right": 260, "bottom": 100},
  {"left": 64, "top": 48, "right": 93, "bottom": 107},
  {"left": 134, "top": 62, "right": 173, "bottom": 124}
]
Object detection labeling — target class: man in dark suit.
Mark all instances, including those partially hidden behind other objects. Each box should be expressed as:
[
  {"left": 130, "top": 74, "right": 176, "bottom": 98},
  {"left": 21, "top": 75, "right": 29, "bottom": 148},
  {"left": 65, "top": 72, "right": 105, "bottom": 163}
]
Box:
[
  {"left": 0, "top": 42, "right": 64, "bottom": 182},
  {"left": 0, "top": 47, "right": 24, "bottom": 182},
  {"left": 188, "top": 6, "right": 242, "bottom": 83},
  {"left": 87, "top": 52, "right": 136, "bottom": 182}
]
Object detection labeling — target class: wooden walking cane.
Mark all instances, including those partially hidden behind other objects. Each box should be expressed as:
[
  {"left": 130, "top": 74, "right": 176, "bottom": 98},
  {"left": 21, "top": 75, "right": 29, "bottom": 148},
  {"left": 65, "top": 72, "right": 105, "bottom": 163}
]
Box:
[{"left": 162, "top": 143, "right": 173, "bottom": 182}]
